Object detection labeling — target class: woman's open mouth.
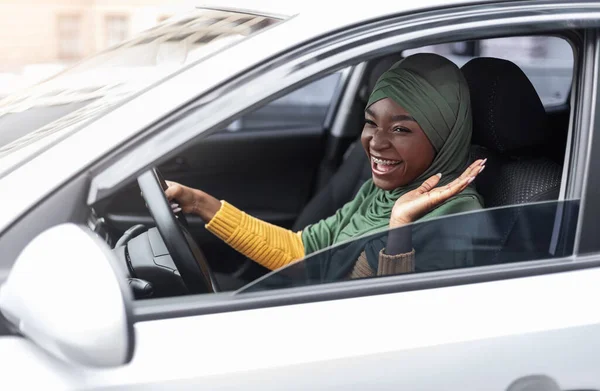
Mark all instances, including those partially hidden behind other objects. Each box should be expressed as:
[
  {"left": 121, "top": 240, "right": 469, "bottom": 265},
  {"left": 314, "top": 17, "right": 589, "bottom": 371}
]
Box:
[{"left": 371, "top": 156, "right": 403, "bottom": 176}]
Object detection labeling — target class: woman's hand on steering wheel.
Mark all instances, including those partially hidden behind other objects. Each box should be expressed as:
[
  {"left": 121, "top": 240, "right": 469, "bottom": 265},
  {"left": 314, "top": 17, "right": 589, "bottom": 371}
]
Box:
[
  {"left": 164, "top": 181, "right": 222, "bottom": 223},
  {"left": 164, "top": 181, "right": 200, "bottom": 214},
  {"left": 389, "top": 159, "right": 486, "bottom": 228}
]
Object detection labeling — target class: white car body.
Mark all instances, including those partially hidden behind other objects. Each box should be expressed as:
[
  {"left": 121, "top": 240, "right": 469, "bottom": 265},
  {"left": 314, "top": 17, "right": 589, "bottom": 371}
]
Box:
[{"left": 1, "top": 0, "right": 600, "bottom": 389}]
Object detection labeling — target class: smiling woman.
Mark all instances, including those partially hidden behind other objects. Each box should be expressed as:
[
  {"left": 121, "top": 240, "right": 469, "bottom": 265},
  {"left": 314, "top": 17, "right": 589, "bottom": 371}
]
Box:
[
  {"left": 364, "top": 101, "right": 435, "bottom": 189},
  {"left": 165, "top": 53, "right": 484, "bottom": 282}
]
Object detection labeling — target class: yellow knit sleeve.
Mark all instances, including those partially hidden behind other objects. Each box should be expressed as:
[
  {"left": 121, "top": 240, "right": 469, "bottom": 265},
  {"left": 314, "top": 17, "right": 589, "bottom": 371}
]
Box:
[{"left": 205, "top": 201, "right": 305, "bottom": 270}]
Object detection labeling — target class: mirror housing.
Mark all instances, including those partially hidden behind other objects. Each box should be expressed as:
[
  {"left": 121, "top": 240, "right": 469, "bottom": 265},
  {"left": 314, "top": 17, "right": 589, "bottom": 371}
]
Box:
[{"left": 0, "top": 223, "right": 135, "bottom": 367}]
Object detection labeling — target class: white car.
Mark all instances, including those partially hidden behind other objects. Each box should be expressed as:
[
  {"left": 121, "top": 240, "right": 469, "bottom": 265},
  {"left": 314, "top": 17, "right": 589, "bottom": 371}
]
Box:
[{"left": 0, "top": 0, "right": 599, "bottom": 389}]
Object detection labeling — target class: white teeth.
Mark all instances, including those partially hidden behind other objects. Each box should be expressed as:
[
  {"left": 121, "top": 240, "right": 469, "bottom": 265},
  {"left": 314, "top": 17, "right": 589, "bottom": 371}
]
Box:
[{"left": 371, "top": 156, "right": 401, "bottom": 165}]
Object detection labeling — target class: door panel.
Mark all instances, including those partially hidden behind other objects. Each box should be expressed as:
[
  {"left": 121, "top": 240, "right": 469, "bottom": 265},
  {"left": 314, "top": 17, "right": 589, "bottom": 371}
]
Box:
[{"left": 4, "top": 267, "right": 600, "bottom": 389}]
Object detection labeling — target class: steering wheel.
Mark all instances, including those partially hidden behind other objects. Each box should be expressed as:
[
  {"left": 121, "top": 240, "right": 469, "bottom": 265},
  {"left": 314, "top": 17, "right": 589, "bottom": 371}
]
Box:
[{"left": 137, "top": 168, "right": 218, "bottom": 294}]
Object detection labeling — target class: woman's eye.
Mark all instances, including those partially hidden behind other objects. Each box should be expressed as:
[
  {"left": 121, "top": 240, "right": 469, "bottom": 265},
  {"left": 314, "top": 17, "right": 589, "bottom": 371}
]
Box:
[
  {"left": 393, "top": 127, "right": 411, "bottom": 133},
  {"left": 364, "top": 119, "right": 376, "bottom": 127}
]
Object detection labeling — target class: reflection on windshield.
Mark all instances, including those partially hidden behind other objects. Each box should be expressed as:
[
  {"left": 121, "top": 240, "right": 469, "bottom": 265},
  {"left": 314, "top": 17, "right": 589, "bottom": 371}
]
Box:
[
  {"left": 0, "top": 9, "right": 281, "bottom": 176},
  {"left": 237, "top": 200, "right": 579, "bottom": 293}
]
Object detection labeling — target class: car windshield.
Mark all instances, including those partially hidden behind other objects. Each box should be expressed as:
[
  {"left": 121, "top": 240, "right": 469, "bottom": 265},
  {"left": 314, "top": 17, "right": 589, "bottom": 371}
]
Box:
[
  {"left": 237, "top": 200, "right": 579, "bottom": 294},
  {"left": 0, "top": 8, "right": 281, "bottom": 177}
]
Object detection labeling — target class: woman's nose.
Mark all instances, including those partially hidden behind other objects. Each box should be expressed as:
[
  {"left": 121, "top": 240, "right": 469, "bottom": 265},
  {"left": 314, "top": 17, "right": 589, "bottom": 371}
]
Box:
[{"left": 369, "top": 129, "right": 391, "bottom": 150}]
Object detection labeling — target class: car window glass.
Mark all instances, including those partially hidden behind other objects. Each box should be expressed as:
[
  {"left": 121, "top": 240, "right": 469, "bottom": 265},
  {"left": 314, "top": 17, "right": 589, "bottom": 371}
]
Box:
[
  {"left": 238, "top": 200, "right": 579, "bottom": 293},
  {"left": 223, "top": 72, "right": 343, "bottom": 132},
  {"left": 0, "top": 9, "right": 283, "bottom": 174},
  {"left": 403, "top": 36, "right": 573, "bottom": 107}
]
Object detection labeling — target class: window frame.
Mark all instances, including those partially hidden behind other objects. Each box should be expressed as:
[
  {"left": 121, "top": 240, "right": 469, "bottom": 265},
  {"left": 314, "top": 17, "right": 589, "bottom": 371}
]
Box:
[
  {"left": 80, "top": 3, "right": 600, "bottom": 321},
  {"left": 575, "top": 28, "right": 600, "bottom": 254}
]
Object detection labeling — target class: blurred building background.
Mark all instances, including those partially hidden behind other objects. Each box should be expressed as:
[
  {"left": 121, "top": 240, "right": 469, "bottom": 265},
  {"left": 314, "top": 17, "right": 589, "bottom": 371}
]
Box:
[{"left": 0, "top": 0, "right": 187, "bottom": 97}]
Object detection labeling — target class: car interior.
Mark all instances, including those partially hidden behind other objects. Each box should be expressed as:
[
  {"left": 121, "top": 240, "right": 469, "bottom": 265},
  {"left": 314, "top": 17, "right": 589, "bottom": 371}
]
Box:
[{"left": 91, "top": 34, "right": 575, "bottom": 297}]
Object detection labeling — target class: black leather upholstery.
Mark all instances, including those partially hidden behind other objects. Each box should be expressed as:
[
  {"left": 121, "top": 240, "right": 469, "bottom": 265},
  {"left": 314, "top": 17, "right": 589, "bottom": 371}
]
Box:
[
  {"left": 464, "top": 57, "right": 548, "bottom": 154},
  {"left": 462, "top": 57, "right": 563, "bottom": 207},
  {"left": 471, "top": 145, "right": 562, "bottom": 206}
]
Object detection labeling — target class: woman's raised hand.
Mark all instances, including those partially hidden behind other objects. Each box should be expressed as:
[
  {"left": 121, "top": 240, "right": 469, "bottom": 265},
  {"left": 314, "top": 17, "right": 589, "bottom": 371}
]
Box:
[{"left": 389, "top": 159, "right": 486, "bottom": 228}]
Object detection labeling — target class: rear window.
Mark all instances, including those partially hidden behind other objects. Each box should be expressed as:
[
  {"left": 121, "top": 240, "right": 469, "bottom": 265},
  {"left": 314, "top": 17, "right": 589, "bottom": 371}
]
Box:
[
  {"left": 403, "top": 36, "right": 573, "bottom": 107},
  {"left": 0, "top": 9, "right": 282, "bottom": 176}
]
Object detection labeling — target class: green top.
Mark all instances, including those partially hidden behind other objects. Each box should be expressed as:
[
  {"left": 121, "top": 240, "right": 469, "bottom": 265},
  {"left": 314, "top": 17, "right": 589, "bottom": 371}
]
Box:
[{"left": 301, "top": 53, "right": 483, "bottom": 279}]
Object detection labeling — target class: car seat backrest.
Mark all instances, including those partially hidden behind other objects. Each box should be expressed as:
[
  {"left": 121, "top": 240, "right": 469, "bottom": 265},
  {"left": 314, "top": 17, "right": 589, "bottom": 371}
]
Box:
[
  {"left": 462, "top": 57, "right": 568, "bottom": 266},
  {"left": 461, "top": 57, "right": 563, "bottom": 208}
]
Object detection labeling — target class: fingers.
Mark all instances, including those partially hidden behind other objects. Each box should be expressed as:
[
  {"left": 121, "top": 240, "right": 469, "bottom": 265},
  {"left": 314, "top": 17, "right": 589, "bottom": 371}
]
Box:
[
  {"left": 418, "top": 159, "right": 485, "bottom": 197},
  {"left": 443, "top": 159, "right": 486, "bottom": 192},
  {"left": 459, "top": 158, "right": 486, "bottom": 180},
  {"left": 164, "top": 182, "right": 182, "bottom": 201},
  {"left": 426, "top": 185, "right": 461, "bottom": 208},
  {"left": 416, "top": 173, "right": 442, "bottom": 194},
  {"left": 422, "top": 159, "right": 485, "bottom": 207}
]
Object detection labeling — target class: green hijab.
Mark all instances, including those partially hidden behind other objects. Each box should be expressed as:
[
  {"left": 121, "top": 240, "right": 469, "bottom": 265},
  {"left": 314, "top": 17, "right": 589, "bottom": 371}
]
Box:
[{"left": 302, "top": 53, "right": 483, "bottom": 260}]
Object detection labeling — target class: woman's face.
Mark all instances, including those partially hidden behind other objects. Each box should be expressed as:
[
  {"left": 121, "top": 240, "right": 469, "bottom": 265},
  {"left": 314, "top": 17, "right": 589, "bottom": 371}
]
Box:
[{"left": 361, "top": 98, "right": 436, "bottom": 191}]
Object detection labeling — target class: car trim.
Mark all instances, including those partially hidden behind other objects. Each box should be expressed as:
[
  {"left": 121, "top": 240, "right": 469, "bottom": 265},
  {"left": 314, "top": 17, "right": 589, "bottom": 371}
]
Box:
[
  {"left": 323, "top": 66, "right": 353, "bottom": 132},
  {"left": 329, "top": 62, "right": 368, "bottom": 138},
  {"left": 195, "top": 5, "right": 294, "bottom": 20},
  {"left": 557, "top": 30, "right": 582, "bottom": 202},
  {"left": 575, "top": 28, "right": 600, "bottom": 254},
  {"left": 566, "top": 30, "right": 596, "bottom": 210}
]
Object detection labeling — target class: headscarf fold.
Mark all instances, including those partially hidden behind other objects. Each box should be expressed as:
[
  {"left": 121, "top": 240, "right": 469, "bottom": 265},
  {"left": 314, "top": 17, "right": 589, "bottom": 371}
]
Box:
[{"left": 299, "top": 53, "right": 483, "bottom": 280}]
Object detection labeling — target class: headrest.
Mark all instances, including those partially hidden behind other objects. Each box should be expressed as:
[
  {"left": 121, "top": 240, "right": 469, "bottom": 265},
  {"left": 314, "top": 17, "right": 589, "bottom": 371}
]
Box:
[
  {"left": 360, "top": 54, "right": 404, "bottom": 103},
  {"left": 461, "top": 57, "right": 548, "bottom": 154}
]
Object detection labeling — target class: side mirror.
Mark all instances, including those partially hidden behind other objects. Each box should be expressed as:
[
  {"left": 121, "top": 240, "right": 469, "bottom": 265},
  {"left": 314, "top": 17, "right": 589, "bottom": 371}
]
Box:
[{"left": 0, "top": 223, "right": 135, "bottom": 368}]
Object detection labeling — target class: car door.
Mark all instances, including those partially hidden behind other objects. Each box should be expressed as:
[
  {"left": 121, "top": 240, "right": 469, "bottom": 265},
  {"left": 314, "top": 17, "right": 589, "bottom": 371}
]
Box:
[
  {"left": 93, "top": 11, "right": 595, "bottom": 391},
  {"left": 1, "top": 200, "right": 598, "bottom": 390}
]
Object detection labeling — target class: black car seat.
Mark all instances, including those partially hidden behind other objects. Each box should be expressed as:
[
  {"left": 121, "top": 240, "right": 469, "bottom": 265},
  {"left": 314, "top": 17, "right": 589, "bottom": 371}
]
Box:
[
  {"left": 461, "top": 57, "right": 563, "bottom": 207},
  {"left": 461, "top": 57, "right": 569, "bottom": 265}
]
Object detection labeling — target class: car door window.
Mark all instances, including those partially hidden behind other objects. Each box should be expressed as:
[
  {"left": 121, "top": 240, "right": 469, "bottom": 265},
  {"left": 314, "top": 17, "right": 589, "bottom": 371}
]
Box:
[
  {"left": 224, "top": 72, "right": 343, "bottom": 132},
  {"left": 239, "top": 199, "right": 579, "bottom": 293},
  {"left": 403, "top": 36, "right": 573, "bottom": 107}
]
